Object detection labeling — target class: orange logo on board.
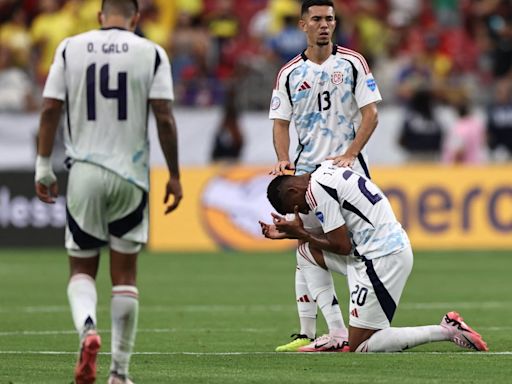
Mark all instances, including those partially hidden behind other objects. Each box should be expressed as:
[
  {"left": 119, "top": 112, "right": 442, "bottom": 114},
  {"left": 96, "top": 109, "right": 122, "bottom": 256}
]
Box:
[{"left": 200, "top": 167, "right": 295, "bottom": 251}]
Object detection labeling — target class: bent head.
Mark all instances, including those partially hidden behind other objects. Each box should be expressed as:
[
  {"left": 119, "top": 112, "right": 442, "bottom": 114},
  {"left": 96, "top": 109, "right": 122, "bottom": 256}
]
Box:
[
  {"left": 300, "top": 0, "right": 336, "bottom": 47},
  {"left": 99, "top": 0, "right": 140, "bottom": 31},
  {"left": 267, "top": 175, "right": 310, "bottom": 215}
]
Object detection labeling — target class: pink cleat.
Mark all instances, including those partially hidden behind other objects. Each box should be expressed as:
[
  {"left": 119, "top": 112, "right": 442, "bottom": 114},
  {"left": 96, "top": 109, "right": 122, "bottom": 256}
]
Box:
[
  {"left": 298, "top": 334, "right": 350, "bottom": 352},
  {"left": 441, "top": 311, "right": 489, "bottom": 352},
  {"left": 75, "top": 329, "right": 101, "bottom": 384}
]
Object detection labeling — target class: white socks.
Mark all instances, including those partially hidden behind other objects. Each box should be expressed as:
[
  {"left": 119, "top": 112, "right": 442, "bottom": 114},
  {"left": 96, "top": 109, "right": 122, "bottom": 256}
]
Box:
[
  {"left": 298, "top": 244, "right": 347, "bottom": 338},
  {"left": 295, "top": 267, "right": 316, "bottom": 339},
  {"left": 110, "top": 285, "right": 139, "bottom": 377},
  {"left": 67, "top": 274, "right": 97, "bottom": 335},
  {"left": 356, "top": 326, "right": 450, "bottom": 352}
]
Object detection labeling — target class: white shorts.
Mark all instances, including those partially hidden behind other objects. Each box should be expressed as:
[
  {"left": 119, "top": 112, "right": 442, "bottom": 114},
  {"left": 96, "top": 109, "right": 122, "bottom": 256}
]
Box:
[
  {"left": 345, "top": 247, "right": 413, "bottom": 330},
  {"left": 65, "top": 161, "right": 148, "bottom": 257}
]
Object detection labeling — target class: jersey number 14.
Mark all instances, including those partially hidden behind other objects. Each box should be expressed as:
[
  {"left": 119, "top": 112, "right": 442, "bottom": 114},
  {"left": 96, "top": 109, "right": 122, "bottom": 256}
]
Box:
[{"left": 86, "top": 63, "right": 127, "bottom": 121}]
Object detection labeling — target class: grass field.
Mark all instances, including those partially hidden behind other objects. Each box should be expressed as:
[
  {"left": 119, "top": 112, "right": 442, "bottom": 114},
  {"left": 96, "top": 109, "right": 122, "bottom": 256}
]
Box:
[{"left": 1, "top": 249, "right": 511, "bottom": 383}]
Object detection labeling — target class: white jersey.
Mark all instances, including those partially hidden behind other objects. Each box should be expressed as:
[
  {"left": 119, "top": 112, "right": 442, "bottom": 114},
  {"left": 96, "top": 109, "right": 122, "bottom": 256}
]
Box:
[
  {"left": 269, "top": 44, "right": 382, "bottom": 177},
  {"left": 43, "top": 27, "right": 174, "bottom": 191},
  {"left": 306, "top": 161, "right": 409, "bottom": 259}
]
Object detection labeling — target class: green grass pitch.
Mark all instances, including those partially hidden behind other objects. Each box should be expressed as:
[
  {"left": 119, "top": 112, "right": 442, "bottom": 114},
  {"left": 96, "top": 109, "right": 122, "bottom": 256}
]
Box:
[{"left": 1, "top": 249, "right": 511, "bottom": 383}]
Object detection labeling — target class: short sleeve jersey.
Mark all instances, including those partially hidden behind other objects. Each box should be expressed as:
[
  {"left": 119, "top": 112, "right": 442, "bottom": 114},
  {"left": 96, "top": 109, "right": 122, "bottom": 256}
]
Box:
[
  {"left": 306, "top": 161, "right": 409, "bottom": 259},
  {"left": 269, "top": 44, "right": 382, "bottom": 176},
  {"left": 43, "top": 27, "right": 174, "bottom": 191}
]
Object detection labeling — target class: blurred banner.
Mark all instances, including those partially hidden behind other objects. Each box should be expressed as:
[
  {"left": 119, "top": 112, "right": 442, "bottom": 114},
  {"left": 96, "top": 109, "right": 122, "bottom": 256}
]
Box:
[
  {"left": 0, "top": 171, "right": 67, "bottom": 247},
  {"left": 149, "top": 165, "right": 512, "bottom": 251},
  {"left": 149, "top": 165, "right": 295, "bottom": 251},
  {"left": 1, "top": 165, "right": 510, "bottom": 249}
]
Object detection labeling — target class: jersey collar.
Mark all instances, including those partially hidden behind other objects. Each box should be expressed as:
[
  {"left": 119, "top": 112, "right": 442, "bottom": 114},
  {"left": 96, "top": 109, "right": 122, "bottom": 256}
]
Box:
[
  {"left": 300, "top": 43, "right": 338, "bottom": 62},
  {"left": 100, "top": 27, "right": 128, "bottom": 31}
]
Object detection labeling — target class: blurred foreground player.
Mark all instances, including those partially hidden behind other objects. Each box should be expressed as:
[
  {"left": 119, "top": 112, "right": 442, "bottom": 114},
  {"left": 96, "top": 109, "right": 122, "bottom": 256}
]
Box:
[
  {"left": 260, "top": 161, "right": 488, "bottom": 353},
  {"left": 34, "top": 0, "right": 182, "bottom": 383}
]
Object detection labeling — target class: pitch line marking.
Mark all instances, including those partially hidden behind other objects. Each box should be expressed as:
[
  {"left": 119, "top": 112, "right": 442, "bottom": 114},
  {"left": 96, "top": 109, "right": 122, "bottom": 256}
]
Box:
[
  {"left": 0, "top": 351, "right": 511, "bottom": 356},
  {"left": 0, "top": 328, "right": 272, "bottom": 337},
  {"left": 0, "top": 326, "right": 510, "bottom": 338},
  {"left": 1, "top": 302, "right": 511, "bottom": 314}
]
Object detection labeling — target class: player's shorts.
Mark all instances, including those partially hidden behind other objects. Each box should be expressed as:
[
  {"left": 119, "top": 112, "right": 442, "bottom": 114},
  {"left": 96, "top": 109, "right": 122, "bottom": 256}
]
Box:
[
  {"left": 65, "top": 161, "right": 148, "bottom": 257},
  {"left": 330, "top": 247, "right": 413, "bottom": 330}
]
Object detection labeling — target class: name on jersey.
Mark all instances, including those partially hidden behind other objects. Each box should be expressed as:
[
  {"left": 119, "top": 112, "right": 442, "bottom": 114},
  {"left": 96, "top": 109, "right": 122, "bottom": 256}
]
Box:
[{"left": 87, "top": 42, "right": 129, "bottom": 54}]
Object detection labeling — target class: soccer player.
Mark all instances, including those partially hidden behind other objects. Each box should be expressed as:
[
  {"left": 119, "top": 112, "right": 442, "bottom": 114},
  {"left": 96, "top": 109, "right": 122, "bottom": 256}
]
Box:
[
  {"left": 268, "top": 0, "right": 381, "bottom": 351},
  {"left": 259, "top": 161, "right": 489, "bottom": 353},
  {"left": 34, "top": 1, "right": 182, "bottom": 383}
]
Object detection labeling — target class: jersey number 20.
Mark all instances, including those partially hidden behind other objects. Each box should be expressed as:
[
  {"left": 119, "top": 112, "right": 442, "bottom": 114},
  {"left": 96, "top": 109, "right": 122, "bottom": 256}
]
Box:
[{"left": 86, "top": 63, "right": 127, "bottom": 121}]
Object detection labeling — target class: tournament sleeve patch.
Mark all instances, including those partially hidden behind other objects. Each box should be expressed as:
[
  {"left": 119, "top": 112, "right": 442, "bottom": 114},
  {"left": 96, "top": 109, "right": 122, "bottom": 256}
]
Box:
[
  {"left": 271, "top": 96, "right": 281, "bottom": 110},
  {"left": 315, "top": 211, "right": 324, "bottom": 223},
  {"left": 366, "top": 78, "right": 377, "bottom": 91}
]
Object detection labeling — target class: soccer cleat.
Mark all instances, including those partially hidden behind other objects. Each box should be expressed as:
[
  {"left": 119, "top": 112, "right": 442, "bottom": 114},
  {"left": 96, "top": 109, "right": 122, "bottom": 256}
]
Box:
[
  {"left": 107, "top": 372, "right": 134, "bottom": 384},
  {"left": 440, "top": 311, "right": 489, "bottom": 352},
  {"left": 275, "top": 334, "right": 313, "bottom": 352},
  {"left": 75, "top": 329, "right": 101, "bottom": 384},
  {"left": 298, "top": 334, "right": 350, "bottom": 352}
]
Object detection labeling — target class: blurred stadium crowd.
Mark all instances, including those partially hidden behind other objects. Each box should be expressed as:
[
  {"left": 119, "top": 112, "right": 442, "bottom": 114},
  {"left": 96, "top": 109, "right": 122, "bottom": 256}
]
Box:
[{"left": 1, "top": 0, "right": 512, "bottom": 162}]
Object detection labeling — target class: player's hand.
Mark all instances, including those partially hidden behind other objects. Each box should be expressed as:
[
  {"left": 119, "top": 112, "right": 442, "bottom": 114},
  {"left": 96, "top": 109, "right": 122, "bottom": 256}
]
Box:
[
  {"left": 270, "top": 160, "right": 295, "bottom": 176},
  {"left": 272, "top": 206, "right": 305, "bottom": 238},
  {"left": 164, "top": 177, "right": 183, "bottom": 214},
  {"left": 258, "top": 221, "right": 289, "bottom": 240},
  {"left": 327, "top": 153, "right": 356, "bottom": 168},
  {"left": 35, "top": 180, "right": 58, "bottom": 204}
]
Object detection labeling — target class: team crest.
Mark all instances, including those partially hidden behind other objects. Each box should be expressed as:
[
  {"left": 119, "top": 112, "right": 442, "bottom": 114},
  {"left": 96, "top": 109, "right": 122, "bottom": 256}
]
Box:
[
  {"left": 271, "top": 96, "right": 281, "bottom": 110},
  {"left": 331, "top": 71, "right": 343, "bottom": 85}
]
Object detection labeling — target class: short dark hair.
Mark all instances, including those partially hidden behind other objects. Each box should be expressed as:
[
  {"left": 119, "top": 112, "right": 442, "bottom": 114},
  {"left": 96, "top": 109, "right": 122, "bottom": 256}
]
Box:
[
  {"left": 301, "top": 0, "right": 335, "bottom": 16},
  {"left": 267, "top": 175, "right": 293, "bottom": 215},
  {"left": 102, "top": 0, "right": 139, "bottom": 17}
]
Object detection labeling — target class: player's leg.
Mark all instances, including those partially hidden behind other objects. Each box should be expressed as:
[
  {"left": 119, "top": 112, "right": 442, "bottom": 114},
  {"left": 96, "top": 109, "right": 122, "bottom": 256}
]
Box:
[
  {"left": 275, "top": 262, "right": 316, "bottom": 352},
  {"left": 66, "top": 161, "right": 109, "bottom": 384},
  {"left": 345, "top": 247, "right": 413, "bottom": 352},
  {"left": 342, "top": 247, "right": 486, "bottom": 352},
  {"left": 109, "top": 243, "right": 139, "bottom": 383},
  {"left": 105, "top": 175, "right": 147, "bottom": 383},
  {"left": 297, "top": 243, "right": 349, "bottom": 352}
]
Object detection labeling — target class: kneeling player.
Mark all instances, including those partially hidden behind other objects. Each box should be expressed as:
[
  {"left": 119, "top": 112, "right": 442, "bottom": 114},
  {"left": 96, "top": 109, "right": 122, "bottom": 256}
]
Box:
[{"left": 260, "top": 161, "right": 488, "bottom": 352}]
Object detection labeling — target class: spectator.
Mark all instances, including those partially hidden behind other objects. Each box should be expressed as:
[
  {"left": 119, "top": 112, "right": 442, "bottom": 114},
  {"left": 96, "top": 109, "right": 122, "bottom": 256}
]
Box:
[
  {"left": 30, "top": 0, "right": 75, "bottom": 83},
  {"left": 442, "top": 91, "right": 486, "bottom": 164},
  {"left": 0, "top": 43, "right": 36, "bottom": 112},
  {"left": 399, "top": 88, "right": 444, "bottom": 162},
  {"left": 487, "top": 79, "right": 512, "bottom": 160},
  {"left": 0, "top": 4, "right": 32, "bottom": 68},
  {"left": 211, "top": 87, "right": 244, "bottom": 162},
  {"left": 268, "top": 13, "right": 306, "bottom": 64}
]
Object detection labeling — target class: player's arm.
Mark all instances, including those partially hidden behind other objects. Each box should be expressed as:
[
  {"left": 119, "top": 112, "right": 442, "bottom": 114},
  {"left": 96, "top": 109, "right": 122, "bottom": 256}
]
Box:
[
  {"left": 271, "top": 118, "right": 294, "bottom": 175},
  {"left": 271, "top": 207, "right": 352, "bottom": 255},
  {"left": 150, "top": 99, "right": 183, "bottom": 214},
  {"left": 35, "top": 98, "right": 63, "bottom": 204},
  {"left": 328, "top": 102, "right": 378, "bottom": 167}
]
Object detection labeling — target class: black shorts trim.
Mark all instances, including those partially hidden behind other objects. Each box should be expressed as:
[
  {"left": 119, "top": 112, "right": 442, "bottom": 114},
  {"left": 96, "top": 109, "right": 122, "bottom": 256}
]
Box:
[
  {"left": 108, "top": 192, "right": 148, "bottom": 237},
  {"left": 363, "top": 256, "right": 396, "bottom": 322},
  {"left": 67, "top": 207, "right": 108, "bottom": 249}
]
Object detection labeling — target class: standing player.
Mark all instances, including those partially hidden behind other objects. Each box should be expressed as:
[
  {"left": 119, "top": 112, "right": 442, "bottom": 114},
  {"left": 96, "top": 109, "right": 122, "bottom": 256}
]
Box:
[
  {"left": 268, "top": 0, "right": 381, "bottom": 351},
  {"left": 34, "top": 1, "right": 182, "bottom": 383},
  {"left": 260, "top": 161, "right": 489, "bottom": 353}
]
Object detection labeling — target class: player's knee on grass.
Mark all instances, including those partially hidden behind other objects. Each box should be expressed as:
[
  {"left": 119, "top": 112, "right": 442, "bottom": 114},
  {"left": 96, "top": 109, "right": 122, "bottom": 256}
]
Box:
[{"left": 349, "top": 327, "right": 378, "bottom": 352}]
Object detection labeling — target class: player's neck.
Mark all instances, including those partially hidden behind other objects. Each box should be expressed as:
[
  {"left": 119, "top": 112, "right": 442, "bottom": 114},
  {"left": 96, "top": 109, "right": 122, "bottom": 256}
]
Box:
[
  {"left": 304, "top": 42, "right": 333, "bottom": 65},
  {"left": 101, "top": 15, "right": 133, "bottom": 31}
]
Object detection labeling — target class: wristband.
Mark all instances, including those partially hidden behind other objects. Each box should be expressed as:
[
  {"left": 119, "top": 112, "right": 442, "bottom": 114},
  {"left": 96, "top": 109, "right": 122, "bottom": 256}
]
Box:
[{"left": 35, "top": 155, "right": 57, "bottom": 186}]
